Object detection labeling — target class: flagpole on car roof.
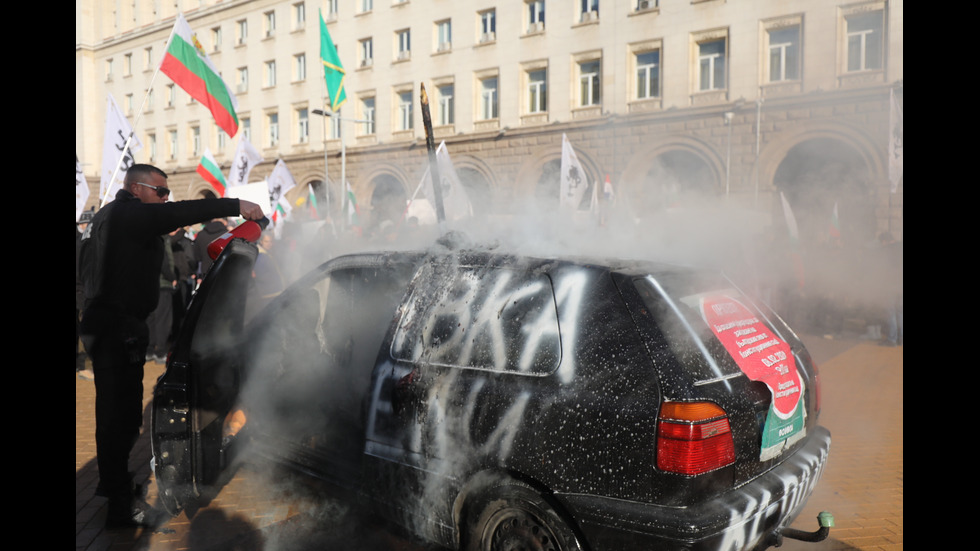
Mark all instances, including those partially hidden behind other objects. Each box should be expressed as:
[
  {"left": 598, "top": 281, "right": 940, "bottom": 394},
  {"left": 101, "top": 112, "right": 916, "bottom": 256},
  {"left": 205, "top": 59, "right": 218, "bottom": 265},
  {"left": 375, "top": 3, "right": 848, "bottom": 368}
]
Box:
[{"left": 419, "top": 83, "right": 446, "bottom": 231}]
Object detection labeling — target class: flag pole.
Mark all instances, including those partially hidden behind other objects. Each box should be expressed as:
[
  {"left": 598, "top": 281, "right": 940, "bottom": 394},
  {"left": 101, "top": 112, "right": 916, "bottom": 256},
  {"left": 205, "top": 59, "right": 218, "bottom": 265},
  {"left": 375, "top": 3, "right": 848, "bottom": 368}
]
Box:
[
  {"left": 100, "top": 15, "right": 180, "bottom": 208},
  {"left": 419, "top": 83, "right": 446, "bottom": 229}
]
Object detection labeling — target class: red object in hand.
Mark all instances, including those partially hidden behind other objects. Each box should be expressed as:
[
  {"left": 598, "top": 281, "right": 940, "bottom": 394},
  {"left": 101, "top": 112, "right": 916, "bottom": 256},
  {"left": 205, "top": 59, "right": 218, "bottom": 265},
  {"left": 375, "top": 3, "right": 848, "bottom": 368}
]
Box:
[{"left": 206, "top": 217, "right": 270, "bottom": 261}]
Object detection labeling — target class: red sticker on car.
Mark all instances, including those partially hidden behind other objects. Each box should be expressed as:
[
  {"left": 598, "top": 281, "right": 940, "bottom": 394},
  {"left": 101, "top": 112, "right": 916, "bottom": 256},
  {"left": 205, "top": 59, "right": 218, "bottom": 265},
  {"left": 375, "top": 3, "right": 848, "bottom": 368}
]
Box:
[{"left": 700, "top": 295, "right": 802, "bottom": 418}]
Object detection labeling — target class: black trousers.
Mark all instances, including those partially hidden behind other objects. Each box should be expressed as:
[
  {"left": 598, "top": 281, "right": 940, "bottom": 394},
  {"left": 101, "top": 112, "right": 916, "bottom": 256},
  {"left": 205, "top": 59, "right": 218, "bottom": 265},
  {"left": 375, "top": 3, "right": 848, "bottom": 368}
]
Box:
[{"left": 80, "top": 307, "right": 148, "bottom": 500}]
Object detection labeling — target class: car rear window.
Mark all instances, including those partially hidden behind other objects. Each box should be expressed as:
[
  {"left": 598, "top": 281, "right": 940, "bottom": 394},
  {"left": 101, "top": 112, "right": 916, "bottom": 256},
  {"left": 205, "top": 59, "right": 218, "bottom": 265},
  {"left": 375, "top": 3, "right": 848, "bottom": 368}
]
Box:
[
  {"left": 633, "top": 273, "right": 773, "bottom": 383},
  {"left": 391, "top": 263, "right": 561, "bottom": 375}
]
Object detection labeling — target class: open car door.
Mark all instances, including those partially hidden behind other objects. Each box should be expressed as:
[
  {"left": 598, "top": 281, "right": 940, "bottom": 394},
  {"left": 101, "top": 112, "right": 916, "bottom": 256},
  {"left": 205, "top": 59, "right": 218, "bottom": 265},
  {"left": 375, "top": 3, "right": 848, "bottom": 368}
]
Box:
[{"left": 151, "top": 238, "right": 258, "bottom": 515}]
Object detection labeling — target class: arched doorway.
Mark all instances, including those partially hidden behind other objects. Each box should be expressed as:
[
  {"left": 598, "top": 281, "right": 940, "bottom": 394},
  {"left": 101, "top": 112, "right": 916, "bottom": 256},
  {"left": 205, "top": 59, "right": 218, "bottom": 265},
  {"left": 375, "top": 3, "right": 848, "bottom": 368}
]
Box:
[
  {"left": 533, "top": 158, "right": 596, "bottom": 211},
  {"left": 773, "top": 138, "right": 874, "bottom": 245},
  {"left": 458, "top": 166, "right": 492, "bottom": 217},
  {"left": 369, "top": 173, "right": 407, "bottom": 230},
  {"left": 639, "top": 149, "right": 717, "bottom": 211}
]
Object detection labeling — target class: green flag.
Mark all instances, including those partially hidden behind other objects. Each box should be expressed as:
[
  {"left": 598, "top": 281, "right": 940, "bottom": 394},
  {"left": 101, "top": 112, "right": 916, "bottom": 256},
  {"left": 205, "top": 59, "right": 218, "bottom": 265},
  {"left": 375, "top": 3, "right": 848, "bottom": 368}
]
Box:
[{"left": 319, "top": 10, "right": 347, "bottom": 111}]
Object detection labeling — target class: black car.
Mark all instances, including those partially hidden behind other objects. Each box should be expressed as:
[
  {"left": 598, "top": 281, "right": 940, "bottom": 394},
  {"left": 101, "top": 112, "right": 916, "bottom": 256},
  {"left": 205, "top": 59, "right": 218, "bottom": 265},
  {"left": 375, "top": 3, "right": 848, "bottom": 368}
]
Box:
[{"left": 152, "top": 235, "right": 831, "bottom": 551}]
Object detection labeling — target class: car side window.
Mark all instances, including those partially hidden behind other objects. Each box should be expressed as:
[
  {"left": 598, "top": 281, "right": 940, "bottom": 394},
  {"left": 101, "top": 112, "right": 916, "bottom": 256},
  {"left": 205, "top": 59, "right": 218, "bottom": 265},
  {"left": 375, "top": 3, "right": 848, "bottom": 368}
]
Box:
[{"left": 391, "top": 264, "right": 560, "bottom": 375}]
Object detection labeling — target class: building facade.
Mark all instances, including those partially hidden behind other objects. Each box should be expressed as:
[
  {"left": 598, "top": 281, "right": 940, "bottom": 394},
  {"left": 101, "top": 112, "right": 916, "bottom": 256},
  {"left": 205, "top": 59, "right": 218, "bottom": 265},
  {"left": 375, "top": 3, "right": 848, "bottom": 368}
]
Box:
[{"left": 77, "top": 0, "right": 903, "bottom": 243}]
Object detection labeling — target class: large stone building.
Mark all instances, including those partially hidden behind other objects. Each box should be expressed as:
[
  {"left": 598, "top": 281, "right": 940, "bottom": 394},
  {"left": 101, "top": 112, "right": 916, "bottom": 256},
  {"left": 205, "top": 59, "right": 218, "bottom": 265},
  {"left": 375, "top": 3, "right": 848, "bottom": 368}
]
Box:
[{"left": 76, "top": 0, "right": 902, "bottom": 244}]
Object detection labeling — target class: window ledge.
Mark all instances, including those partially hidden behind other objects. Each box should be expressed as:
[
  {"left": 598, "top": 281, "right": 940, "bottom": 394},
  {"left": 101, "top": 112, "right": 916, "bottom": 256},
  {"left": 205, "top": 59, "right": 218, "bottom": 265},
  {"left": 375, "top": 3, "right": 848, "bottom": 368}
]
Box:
[
  {"left": 474, "top": 119, "right": 500, "bottom": 132},
  {"left": 393, "top": 129, "right": 414, "bottom": 141},
  {"left": 572, "top": 105, "right": 601, "bottom": 119},
  {"left": 434, "top": 124, "right": 455, "bottom": 138},
  {"left": 761, "top": 81, "right": 801, "bottom": 97},
  {"left": 521, "top": 112, "right": 549, "bottom": 125},
  {"left": 838, "top": 70, "right": 884, "bottom": 88},
  {"left": 628, "top": 97, "right": 662, "bottom": 113},
  {"left": 690, "top": 90, "right": 728, "bottom": 106}
]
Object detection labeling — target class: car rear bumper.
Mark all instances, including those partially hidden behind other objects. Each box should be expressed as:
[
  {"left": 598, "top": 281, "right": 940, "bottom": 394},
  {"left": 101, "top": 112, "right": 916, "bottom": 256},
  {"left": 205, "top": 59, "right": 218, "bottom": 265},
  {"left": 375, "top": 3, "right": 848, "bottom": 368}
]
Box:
[{"left": 559, "top": 426, "right": 831, "bottom": 551}]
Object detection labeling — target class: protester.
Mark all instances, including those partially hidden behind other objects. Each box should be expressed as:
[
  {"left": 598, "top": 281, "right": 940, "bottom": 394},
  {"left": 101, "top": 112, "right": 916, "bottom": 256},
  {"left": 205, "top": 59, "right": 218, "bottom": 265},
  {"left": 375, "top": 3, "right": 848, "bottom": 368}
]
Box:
[{"left": 79, "top": 163, "right": 263, "bottom": 528}]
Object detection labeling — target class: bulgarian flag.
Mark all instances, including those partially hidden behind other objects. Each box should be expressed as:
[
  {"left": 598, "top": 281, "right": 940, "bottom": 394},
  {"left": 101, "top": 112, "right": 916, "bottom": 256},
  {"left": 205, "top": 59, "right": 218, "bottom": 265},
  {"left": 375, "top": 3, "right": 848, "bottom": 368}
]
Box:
[
  {"left": 196, "top": 148, "right": 227, "bottom": 196},
  {"left": 344, "top": 181, "right": 359, "bottom": 227},
  {"left": 307, "top": 185, "right": 320, "bottom": 219},
  {"left": 161, "top": 13, "right": 240, "bottom": 137}
]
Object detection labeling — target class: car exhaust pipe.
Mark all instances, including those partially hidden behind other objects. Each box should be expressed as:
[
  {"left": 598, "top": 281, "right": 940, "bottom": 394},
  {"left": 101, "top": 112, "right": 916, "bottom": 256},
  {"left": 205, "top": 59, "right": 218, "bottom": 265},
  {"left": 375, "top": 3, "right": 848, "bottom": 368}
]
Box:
[{"left": 768, "top": 511, "right": 834, "bottom": 547}]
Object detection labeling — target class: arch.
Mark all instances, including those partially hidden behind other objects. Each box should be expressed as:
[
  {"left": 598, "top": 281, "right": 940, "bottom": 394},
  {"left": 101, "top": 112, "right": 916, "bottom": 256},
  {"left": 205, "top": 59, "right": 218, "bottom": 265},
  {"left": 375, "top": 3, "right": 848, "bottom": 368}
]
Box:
[
  {"left": 453, "top": 155, "right": 497, "bottom": 216},
  {"left": 513, "top": 140, "right": 601, "bottom": 211},
  {"left": 367, "top": 170, "right": 408, "bottom": 231},
  {"left": 618, "top": 134, "right": 725, "bottom": 214}
]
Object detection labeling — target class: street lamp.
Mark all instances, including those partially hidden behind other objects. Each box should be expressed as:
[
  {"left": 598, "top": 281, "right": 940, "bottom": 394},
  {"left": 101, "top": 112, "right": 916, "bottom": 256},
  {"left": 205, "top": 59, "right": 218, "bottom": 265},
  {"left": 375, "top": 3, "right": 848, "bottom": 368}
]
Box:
[{"left": 312, "top": 109, "right": 373, "bottom": 227}]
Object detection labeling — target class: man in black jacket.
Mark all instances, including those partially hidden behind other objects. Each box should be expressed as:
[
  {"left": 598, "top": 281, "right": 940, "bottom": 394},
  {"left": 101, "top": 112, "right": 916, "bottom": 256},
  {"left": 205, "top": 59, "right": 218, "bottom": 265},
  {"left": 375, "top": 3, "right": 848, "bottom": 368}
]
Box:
[{"left": 80, "top": 164, "right": 263, "bottom": 528}]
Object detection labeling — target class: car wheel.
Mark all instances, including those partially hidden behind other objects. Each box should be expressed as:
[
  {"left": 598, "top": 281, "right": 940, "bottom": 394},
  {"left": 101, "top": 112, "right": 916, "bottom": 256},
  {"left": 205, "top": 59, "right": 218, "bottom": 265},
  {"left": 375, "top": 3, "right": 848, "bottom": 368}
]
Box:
[{"left": 466, "top": 480, "right": 582, "bottom": 551}]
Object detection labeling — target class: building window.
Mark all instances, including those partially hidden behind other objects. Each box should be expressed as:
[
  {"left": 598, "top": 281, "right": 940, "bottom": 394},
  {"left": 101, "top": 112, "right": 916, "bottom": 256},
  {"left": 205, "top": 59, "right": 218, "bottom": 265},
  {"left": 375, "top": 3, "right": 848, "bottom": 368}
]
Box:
[
  {"left": 124, "top": 53, "right": 132, "bottom": 77},
  {"left": 218, "top": 129, "right": 226, "bottom": 149},
  {"left": 143, "top": 47, "right": 153, "bottom": 71},
  {"left": 480, "top": 76, "right": 498, "bottom": 120},
  {"left": 105, "top": 58, "right": 113, "bottom": 81},
  {"left": 698, "top": 38, "right": 726, "bottom": 91},
  {"left": 635, "top": 50, "right": 660, "bottom": 99},
  {"left": 767, "top": 25, "right": 800, "bottom": 82},
  {"left": 211, "top": 27, "right": 222, "bottom": 52},
  {"left": 124, "top": 93, "right": 133, "bottom": 115},
  {"left": 264, "top": 10, "right": 276, "bottom": 38},
  {"left": 527, "top": 69, "right": 547, "bottom": 113},
  {"left": 237, "top": 19, "right": 248, "bottom": 45},
  {"left": 294, "top": 54, "right": 306, "bottom": 81},
  {"left": 579, "top": 60, "right": 600, "bottom": 106},
  {"left": 361, "top": 97, "right": 376, "bottom": 135},
  {"left": 146, "top": 89, "right": 154, "bottom": 112},
  {"left": 242, "top": 117, "right": 251, "bottom": 141},
  {"left": 526, "top": 1, "right": 545, "bottom": 33},
  {"left": 360, "top": 38, "right": 374, "bottom": 67},
  {"left": 237, "top": 67, "right": 248, "bottom": 93},
  {"left": 635, "top": 0, "right": 657, "bottom": 11},
  {"left": 166, "top": 84, "right": 175, "bottom": 107},
  {"left": 297, "top": 108, "right": 309, "bottom": 143},
  {"left": 436, "top": 20, "right": 452, "bottom": 52},
  {"left": 329, "top": 114, "right": 341, "bottom": 140},
  {"left": 437, "top": 84, "right": 454, "bottom": 125},
  {"left": 191, "top": 126, "right": 201, "bottom": 157},
  {"left": 580, "top": 0, "right": 599, "bottom": 22},
  {"left": 479, "top": 9, "right": 496, "bottom": 43},
  {"left": 265, "top": 60, "right": 276, "bottom": 87},
  {"left": 268, "top": 112, "right": 279, "bottom": 146},
  {"left": 148, "top": 133, "right": 156, "bottom": 163},
  {"left": 360, "top": 0, "right": 373, "bottom": 14},
  {"left": 396, "top": 29, "right": 411, "bottom": 60},
  {"left": 845, "top": 10, "right": 883, "bottom": 72},
  {"left": 398, "top": 90, "right": 414, "bottom": 131},
  {"left": 293, "top": 2, "right": 306, "bottom": 29},
  {"left": 168, "top": 130, "right": 177, "bottom": 160},
  {"left": 326, "top": 0, "right": 338, "bottom": 20}
]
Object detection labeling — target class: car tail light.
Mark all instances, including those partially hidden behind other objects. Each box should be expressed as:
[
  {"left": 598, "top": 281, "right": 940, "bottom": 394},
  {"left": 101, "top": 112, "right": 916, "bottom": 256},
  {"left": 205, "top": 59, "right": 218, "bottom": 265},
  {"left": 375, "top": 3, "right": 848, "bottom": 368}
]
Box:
[
  {"left": 223, "top": 408, "right": 247, "bottom": 440},
  {"left": 657, "top": 401, "right": 735, "bottom": 475}
]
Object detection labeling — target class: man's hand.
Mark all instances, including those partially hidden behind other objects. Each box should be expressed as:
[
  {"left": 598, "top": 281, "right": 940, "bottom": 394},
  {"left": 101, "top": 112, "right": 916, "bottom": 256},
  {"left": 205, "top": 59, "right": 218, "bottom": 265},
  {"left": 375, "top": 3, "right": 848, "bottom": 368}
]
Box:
[{"left": 239, "top": 200, "right": 264, "bottom": 220}]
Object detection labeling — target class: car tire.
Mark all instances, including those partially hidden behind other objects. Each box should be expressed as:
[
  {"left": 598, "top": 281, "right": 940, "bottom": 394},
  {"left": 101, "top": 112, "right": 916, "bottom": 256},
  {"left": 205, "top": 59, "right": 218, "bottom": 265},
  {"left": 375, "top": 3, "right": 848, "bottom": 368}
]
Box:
[{"left": 465, "top": 479, "right": 582, "bottom": 551}]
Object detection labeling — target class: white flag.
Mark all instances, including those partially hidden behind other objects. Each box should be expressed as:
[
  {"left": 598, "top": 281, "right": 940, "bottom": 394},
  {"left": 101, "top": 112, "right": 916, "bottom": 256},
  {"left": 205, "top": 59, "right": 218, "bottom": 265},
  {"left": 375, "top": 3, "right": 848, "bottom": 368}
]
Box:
[
  {"left": 267, "top": 159, "right": 297, "bottom": 213},
  {"left": 560, "top": 133, "right": 587, "bottom": 210},
  {"left": 889, "top": 88, "right": 903, "bottom": 193},
  {"left": 780, "top": 192, "right": 800, "bottom": 245},
  {"left": 100, "top": 93, "right": 143, "bottom": 203},
  {"left": 227, "top": 136, "right": 263, "bottom": 188},
  {"left": 76, "top": 155, "right": 90, "bottom": 222},
  {"left": 413, "top": 141, "right": 471, "bottom": 222}
]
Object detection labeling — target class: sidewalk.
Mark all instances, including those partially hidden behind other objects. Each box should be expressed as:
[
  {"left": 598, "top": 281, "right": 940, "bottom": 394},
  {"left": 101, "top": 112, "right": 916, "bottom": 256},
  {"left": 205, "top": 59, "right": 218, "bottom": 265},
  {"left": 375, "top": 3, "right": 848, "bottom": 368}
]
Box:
[{"left": 76, "top": 336, "right": 903, "bottom": 550}]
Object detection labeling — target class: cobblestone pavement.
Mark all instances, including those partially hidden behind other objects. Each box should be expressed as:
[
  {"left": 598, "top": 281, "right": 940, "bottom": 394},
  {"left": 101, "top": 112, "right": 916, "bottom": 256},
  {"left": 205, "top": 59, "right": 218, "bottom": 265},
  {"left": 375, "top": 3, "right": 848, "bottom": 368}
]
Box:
[{"left": 76, "top": 335, "right": 902, "bottom": 551}]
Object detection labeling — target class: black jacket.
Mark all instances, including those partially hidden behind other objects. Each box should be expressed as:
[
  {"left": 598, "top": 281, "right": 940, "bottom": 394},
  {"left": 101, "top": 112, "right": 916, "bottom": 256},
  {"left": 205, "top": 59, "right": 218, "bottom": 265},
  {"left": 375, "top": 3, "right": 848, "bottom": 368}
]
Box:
[{"left": 84, "top": 189, "right": 241, "bottom": 320}]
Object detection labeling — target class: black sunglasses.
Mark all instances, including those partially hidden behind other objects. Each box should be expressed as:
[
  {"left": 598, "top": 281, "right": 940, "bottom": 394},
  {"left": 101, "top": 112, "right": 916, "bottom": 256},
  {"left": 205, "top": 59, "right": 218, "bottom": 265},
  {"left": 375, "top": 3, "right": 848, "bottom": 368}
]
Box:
[{"left": 136, "top": 181, "right": 171, "bottom": 198}]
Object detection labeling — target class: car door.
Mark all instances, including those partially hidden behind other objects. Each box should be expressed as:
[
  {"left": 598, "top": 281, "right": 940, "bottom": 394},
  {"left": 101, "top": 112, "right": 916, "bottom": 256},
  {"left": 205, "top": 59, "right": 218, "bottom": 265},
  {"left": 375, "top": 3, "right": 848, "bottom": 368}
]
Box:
[{"left": 152, "top": 238, "right": 258, "bottom": 515}]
